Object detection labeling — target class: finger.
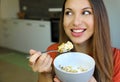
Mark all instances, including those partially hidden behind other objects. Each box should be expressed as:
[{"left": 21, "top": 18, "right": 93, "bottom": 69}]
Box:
[
  {"left": 54, "top": 77, "right": 61, "bottom": 82},
  {"left": 43, "top": 55, "right": 53, "bottom": 72},
  {"left": 29, "top": 52, "right": 41, "bottom": 65},
  {"left": 29, "top": 49, "right": 37, "bottom": 56},
  {"left": 33, "top": 53, "right": 48, "bottom": 72},
  {"left": 88, "top": 76, "right": 97, "bottom": 82},
  {"left": 39, "top": 55, "right": 53, "bottom": 72}
]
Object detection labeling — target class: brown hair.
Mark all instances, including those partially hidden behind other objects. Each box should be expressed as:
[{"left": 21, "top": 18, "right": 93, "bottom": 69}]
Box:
[{"left": 59, "top": 0, "right": 113, "bottom": 82}]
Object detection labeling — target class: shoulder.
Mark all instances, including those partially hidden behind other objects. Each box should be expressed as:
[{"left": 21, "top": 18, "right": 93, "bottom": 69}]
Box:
[
  {"left": 112, "top": 47, "right": 120, "bottom": 65},
  {"left": 46, "top": 43, "right": 59, "bottom": 59},
  {"left": 112, "top": 48, "right": 120, "bottom": 82},
  {"left": 47, "top": 43, "right": 59, "bottom": 51},
  {"left": 113, "top": 48, "right": 120, "bottom": 60}
]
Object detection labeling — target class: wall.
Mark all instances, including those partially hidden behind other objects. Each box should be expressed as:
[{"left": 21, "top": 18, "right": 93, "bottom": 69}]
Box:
[
  {"left": 19, "top": 0, "right": 64, "bottom": 19},
  {"left": 0, "top": 0, "right": 19, "bottom": 19},
  {"left": 104, "top": 0, "right": 120, "bottom": 49}
]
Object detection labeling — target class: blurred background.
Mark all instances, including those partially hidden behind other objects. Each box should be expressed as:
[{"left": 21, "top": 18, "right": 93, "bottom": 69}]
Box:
[{"left": 0, "top": 0, "right": 120, "bottom": 82}]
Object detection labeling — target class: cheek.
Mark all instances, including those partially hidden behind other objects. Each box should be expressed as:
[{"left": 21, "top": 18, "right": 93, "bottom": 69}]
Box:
[
  {"left": 63, "top": 19, "right": 70, "bottom": 35},
  {"left": 63, "top": 17, "right": 71, "bottom": 29},
  {"left": 91, "top": 21, "right": 94, "bottom": 32},
  {"left": 87, "top": 18, "right": 94, "bottom": 30},
  {"left": 63, "top": 18, "right": 68, "bottom": 29}
]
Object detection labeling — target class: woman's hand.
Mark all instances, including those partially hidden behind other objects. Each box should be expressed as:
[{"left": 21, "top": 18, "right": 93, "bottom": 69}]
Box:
[
  {"left": 88, "top": 76, "right": 97, "bottom": 82},
  {"left": 53, "top": 76, "right": 61, "bottom": 82},
  {"left": 53, "top": 76, "right": 97, "bottom": 82},
  {"left": 29, "top": 49, "right": 53, "bottom": 73}
]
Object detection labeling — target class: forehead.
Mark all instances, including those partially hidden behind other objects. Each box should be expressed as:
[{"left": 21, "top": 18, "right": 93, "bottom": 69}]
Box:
[{"left": 65, "top": 0, "right": 91, "bottom": 9}]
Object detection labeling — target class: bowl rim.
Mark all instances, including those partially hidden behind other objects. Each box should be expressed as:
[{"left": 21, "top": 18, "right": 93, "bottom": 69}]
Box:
[{"left": 53, "top": 52, "right": 95, "bottom": 74}]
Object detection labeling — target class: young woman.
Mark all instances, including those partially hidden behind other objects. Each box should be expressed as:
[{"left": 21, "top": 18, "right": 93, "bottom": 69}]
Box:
[{"left": 29, "top": 0, "right": 120, "bottom": 82}]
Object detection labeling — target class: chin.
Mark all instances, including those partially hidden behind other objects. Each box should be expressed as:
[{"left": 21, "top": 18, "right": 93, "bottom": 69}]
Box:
[{"left": 72, "top": 39, "right": 87, "bottom": 44}]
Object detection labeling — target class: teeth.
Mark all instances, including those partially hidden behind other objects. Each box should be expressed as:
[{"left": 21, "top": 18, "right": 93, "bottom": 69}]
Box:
[{"left": 73, "top": 29, "right": 84, "bottom": 33}]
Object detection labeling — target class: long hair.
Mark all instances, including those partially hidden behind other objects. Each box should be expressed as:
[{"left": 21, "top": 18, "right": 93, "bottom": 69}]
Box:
[{"left": 59, "top": 0, "right": 113, "bottom": 82}]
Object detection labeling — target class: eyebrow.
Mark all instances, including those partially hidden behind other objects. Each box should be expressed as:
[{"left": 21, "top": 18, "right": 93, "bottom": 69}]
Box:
[
  {"left": 65, "top": 8, "right": 72, "bottom": 11},
  {"left": 65, "top": 7, "right": 92, "bottom": 11},
  {"left": 82, "top": 7, "right": 92, "bottom": 10}
]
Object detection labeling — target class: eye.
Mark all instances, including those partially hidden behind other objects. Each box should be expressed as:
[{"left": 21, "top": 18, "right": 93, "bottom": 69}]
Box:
[
  {"left": 64, "top": 11, "right": 72, "bottom": 16},
  {"left": 82, "top": 11, "right": 92, "bottom": 15}
]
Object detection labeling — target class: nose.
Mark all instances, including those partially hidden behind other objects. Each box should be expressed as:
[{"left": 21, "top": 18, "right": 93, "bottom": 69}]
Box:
[{"left": 73, "top": 15, "right": 82, "bottom": 27}]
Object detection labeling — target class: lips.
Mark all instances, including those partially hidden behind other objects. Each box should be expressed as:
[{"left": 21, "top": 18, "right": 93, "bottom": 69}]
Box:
[{"left": 71, "top": 28, "right": 86, "bottom": 37}]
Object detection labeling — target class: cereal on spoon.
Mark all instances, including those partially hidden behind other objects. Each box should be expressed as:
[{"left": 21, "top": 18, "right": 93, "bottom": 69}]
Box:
[{"left": 58, "top": 41, "right": 73, "bottom": 53}]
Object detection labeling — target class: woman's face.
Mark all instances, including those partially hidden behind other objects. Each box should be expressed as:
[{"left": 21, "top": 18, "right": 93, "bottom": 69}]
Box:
[{"left": 63, "top": 0, "right": 94, "bottom": 44}]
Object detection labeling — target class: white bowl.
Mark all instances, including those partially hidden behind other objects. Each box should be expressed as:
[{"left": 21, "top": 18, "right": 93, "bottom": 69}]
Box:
[{"left": 53, "top": 52, "right": 95, "bottom": 82}]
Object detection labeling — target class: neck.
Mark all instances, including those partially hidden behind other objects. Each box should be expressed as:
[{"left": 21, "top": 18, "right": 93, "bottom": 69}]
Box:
[{"left": 73, "top": 39, "right": 93, "bottom": 55}]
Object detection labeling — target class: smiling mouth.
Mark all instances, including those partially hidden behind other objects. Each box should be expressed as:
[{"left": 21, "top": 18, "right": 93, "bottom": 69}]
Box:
[
  {"left": 71, "top": 29, "right": 86, "bottom": 33},
  {"left": 71, "top": 29, "right": 86, "bottom": 37}
]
